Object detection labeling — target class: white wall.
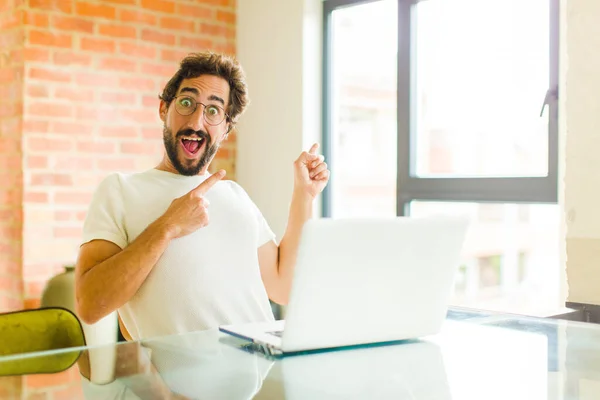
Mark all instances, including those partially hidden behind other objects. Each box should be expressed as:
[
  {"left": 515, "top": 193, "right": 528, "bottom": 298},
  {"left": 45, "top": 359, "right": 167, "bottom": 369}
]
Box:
[
  {"left": 563, "top": 0, "right": 600, "bottom": 306},
  {"left": 236, "top": 0, "right": 322, "bottom": 239}
]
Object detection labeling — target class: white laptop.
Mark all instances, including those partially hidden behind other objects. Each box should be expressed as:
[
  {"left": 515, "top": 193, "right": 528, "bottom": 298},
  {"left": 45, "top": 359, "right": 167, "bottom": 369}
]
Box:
[{"left": 219, "top": 216, "right": 468, "bottom": 356}]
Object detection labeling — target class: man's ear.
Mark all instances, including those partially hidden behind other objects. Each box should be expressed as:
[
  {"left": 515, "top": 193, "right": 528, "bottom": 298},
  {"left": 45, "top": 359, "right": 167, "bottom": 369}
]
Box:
[{"left": 159, "top": 99, "right": 168, "bottom": 122}]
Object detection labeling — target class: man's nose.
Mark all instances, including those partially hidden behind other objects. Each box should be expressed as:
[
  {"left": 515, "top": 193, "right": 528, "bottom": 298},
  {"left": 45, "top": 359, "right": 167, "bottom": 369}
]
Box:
[{"left": 185, "top": 106, "right": 206, "bottom": 131}]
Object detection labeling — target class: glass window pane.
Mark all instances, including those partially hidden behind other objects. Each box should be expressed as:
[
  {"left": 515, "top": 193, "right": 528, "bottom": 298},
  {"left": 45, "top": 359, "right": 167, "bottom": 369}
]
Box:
[
  {"left": 410, "top": 201, "right": 560, "bottom": 315},
  {"left": 413, "top": 0, "right": 550, "bottom": 178},
  {"left": 330, "top": 0, "right": 397, "bottom": 218}
]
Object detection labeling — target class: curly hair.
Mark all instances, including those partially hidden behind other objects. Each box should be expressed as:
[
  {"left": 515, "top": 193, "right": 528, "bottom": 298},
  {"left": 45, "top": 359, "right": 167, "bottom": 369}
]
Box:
[{"left": 159, "top": 52, "right": 249, "bottom": 125}]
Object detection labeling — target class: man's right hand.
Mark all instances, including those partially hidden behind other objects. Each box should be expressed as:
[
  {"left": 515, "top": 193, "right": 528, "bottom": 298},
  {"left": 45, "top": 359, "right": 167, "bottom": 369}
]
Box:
[{"left": 159, "top": 170, "right": 226, "bottom": 239}]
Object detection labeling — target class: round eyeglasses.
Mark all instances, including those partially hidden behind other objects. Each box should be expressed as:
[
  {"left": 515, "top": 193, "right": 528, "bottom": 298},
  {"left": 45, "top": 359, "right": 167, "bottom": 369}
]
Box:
[{"left": 173, "top": 95, "right": 228, "bottom": 126}]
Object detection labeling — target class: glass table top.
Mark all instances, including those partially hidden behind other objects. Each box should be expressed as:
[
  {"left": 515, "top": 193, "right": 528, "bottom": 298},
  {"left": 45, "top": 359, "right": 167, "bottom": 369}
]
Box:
[{"left": 0, "top": 307, "right": 598, "bottom": 399}]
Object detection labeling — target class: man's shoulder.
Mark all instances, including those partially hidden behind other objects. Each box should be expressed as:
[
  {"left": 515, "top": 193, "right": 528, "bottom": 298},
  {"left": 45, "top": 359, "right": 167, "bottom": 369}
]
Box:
[{"left": 96, "top": 169, "right": 157, "bottom": 189}]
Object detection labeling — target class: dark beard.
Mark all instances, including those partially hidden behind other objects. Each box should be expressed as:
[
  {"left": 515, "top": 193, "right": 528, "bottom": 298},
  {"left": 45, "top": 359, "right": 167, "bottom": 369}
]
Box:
[{"left": 163, "top": 125, "right": 219, "bottom": 176}]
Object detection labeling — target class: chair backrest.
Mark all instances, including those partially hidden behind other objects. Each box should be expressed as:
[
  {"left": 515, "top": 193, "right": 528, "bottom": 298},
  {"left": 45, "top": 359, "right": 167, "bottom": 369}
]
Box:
[{"left": 0, "top": 307, "right": 86, "bottom": 376}]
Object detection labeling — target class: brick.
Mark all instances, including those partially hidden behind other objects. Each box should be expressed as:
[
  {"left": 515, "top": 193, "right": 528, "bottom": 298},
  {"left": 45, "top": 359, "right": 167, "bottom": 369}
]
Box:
[
  {"left": 0, "top": 277, "right": 21, "bottom": 294},
  {"left": 26, "top": 156, "right": 48, "bottom": 169},
  {"left": 54, "top": 157, "right": 94, "bottom": 170},
  {"left": 9, "top": 48, "right": 24, "bottom": 64},
  {"left": 118, "top": 42, "right": 156, "bottom": 59},
  {"left": 142, "top": 127, "right": 158, "bottom": 139},
  {"left": 120, "top": 109, "right": 157, "bottom": 124},
  {"left": 28, "top": 30, "right": 72, "bottom": 48},
  {"left": 119, "top": 76, "right": 155, "bottom": 91},
  {"left": 54, "top": 210, "right": 71, "bottom": 221},
  {"left": 54, "top": 88, "right": 94, "bottom": 102},
  {"left": 216, "top": 10, "right": 235, "bottom": 25},
  {"left": 28, "top": 67, "right": 71, "bottom": 82},
  {"left": 200, "top": 23, "right": 233, "bottom": 38},
  {"left": 159, "top": 16, "right": 195, "bottom": 32},
  {"left": 0, "top": 9, "right": 20, "bottom": 30},
  {"left": 24, "top": 191, "right": 48, "bottom": 203},
  {"left": 0, "top": 156, "right": 21, "bottom": 169},
  {"left": 213, "top": 42, "right": 235, "bottom": 55},
  {"left": 180, "top": 36, "right": 213, "bottom": 50},
  {"left": 27, "top": 137, "right": 72, "bottom": 152},
  {"left": 141, "top": 0, "right": 174, "bottom": 13},
  {"left": 76, "top": 106, "right": 117, "bottom": 121},
  {"left": 54, "top": 191, "right": 92, "bottom": 204},
  {"left": 0, "top": 104, "right": 20, "bottom": 119},
  {"left": 97, "top": 157, "right": 136, "bottom": 170},
  {"left": 160, "top": 49, "right": 188, "bottom": 62},
  {"left": 0, "top": 138, "right": 21, "bottom": 153},
  {"left": 140, "top": 62, "right": 174, "bottom": 77},
  {"left": 176, "top": 4, "right": 213, "bottom": 19},
  {"left": 53, "top": 51, "right": 93, "bottom": 66},
  {"left": 52, "top": 15, "right": 95, "bottom": 33},
  {"left": 120, "top": 141, "right": 158, "bottom": 154},
  {"left": 23, "top": 120, "right": 49, "bottom": 134},
  {"left": 31, "top": 173, "right": 72, "bottom": 186},
  {"left": 99, "top": 23, "right": 137, "bottom": 39},
  {"left": 0, "top": 118, "right": 22, "bottom": 135},
  {"left": 76, "top": 141, "right": 116, "bottom": 154},
  {"left": 0, "top": 30, "right": 22, "bottom": 49},
  {"left": 74, "top": 72, "right": 120, "bottom": 88},
  {"left": 29, "top": 0, "right": 73, "bottom": 14},
  {"left": 54, "top": 226, "right": 82, "bottom": 238},
  {"left": 202, "top": 0, "right": 229, "bottom": 5},
  {"left": 99, "top": 57, "right": 137, "bottom": 72},
  {"left": 118, "top": 9, "right": 156, "bottom": 26},
  {"left": 75, "top": 2, "right": 116, "bottom": 19},
  {"left": 50, "top": 120, "right": 92, "bottom": 135},
  {"left": 142, "top": 95, "right": 158, "bottom": 107},
  {"left": 22, "top": 11, "right": 50, "bottom": 28},
  {"left": 0, "top": 86, "right": 20, "bottom": 104},
  {"left": 80, "top": 37, "right": 116, "bottom": 53},
  {"left": 101, "top": 91, "right": 137, "bottom": 104},
  {"left": 26, "top": 84, "right": 49, "bottom": 98},
  {"left": 141, "top": 29, "right": 175, "bottom": 46},
  {"left": 0, "top": 190, "right": 20, "bottom": 209},
  {"left": 27, "top": 103, "right": 72, "bottom": 118},
  {"left": 104, "top": 0, "right": 136, "bottom": 4},
  {"left": 23, "top": 298, "right": 40, "bottom": 309},
  {"left": 23, "top": 48, "right": 51, "bottom": 63},
  {"left": 100, "top": 126, "right": 138, "bottom": 138},
  {"left": 0, "top": 68, "right": 18, "bottom": 84}
]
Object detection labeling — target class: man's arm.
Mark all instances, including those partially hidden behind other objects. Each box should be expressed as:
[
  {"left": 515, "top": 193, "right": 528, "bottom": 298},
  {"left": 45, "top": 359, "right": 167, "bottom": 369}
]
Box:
[
  {"left": 75, "top": 219, "right": 173, "bottom": 324},
  {"left": 76, "top": 170, "right": 225, "bottom": 325},
  {"left": 258, "top": 193, "right": 313, "bottom": 305},
  {"left": 259, "top": 144, "right": 329, "bottom": 305}
]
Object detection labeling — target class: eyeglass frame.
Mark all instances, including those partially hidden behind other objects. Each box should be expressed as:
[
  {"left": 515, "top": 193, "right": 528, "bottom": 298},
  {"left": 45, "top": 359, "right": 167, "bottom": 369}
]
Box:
[{"left": 171, "top": 94, "right": 230, "bottom": 126}]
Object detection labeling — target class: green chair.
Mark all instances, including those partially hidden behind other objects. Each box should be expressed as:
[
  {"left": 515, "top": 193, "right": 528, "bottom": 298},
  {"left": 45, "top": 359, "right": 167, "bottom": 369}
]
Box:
[{"left": 0, "top": 307, "right": 86, "bottom": 376}]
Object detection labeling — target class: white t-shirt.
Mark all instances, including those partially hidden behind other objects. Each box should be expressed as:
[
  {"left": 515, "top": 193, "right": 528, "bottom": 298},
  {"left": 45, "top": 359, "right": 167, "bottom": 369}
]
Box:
[{"left": 82, "top": 168, "right": 276, "bottom": 340}]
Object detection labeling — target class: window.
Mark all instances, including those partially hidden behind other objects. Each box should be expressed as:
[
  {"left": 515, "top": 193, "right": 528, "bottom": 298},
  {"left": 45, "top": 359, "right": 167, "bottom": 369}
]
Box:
[{"left": 323, "top": 0, "right": 560, "bottom": 315}]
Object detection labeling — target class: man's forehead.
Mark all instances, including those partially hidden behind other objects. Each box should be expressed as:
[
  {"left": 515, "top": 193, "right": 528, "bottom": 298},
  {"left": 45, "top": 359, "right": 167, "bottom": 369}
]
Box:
[{"left": 178, "top": 75, "right": 230, "bottom": 100}]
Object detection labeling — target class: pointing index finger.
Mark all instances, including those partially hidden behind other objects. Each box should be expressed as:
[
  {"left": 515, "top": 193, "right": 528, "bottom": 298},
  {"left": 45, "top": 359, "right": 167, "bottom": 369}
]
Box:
[
  {"left": 193, "top": 170, "right": 225, "bottom": 196},
  {"left": 308, "top": 143, "right": 319, "bottom": 155}
]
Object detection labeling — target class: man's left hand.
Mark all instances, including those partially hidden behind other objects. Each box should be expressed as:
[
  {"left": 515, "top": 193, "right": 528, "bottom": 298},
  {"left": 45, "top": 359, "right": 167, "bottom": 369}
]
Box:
[{"left": 293, "top": 143, "right": 330, "bottom": 199}]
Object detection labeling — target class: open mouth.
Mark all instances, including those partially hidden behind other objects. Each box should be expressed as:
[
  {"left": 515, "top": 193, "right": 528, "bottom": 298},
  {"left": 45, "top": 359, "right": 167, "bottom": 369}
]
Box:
[{"left": 180, "top": 136, "right": 205, "bottom": 156}]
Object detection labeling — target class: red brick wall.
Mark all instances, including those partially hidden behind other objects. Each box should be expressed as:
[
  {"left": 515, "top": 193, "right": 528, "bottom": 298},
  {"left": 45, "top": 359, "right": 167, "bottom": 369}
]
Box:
[
  {"left": 18, "top": 0, "right": 237, "bottom": 310},
  {"left": 0, "top": 0, "right": 25, "bottom": 312},
  {"left": 0, "top": 1, "right": 236, "bottom": 397}
]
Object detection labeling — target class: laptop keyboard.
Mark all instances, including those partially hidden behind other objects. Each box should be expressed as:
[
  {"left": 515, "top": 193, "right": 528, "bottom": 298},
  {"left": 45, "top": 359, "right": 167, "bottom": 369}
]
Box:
[{"left": 268, "top": 330, "right": 284, "bottom": 337}]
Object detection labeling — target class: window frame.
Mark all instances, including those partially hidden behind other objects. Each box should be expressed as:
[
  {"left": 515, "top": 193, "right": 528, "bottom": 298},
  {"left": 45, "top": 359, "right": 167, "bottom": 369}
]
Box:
[{"left": 322, "top": 0, "right": 559, "bottom": 217}]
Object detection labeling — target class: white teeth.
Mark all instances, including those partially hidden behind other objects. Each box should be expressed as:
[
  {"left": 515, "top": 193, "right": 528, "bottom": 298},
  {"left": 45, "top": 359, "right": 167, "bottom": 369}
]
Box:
[{"left": 183, "top": 137, "right": 203, "bottom": 141}]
